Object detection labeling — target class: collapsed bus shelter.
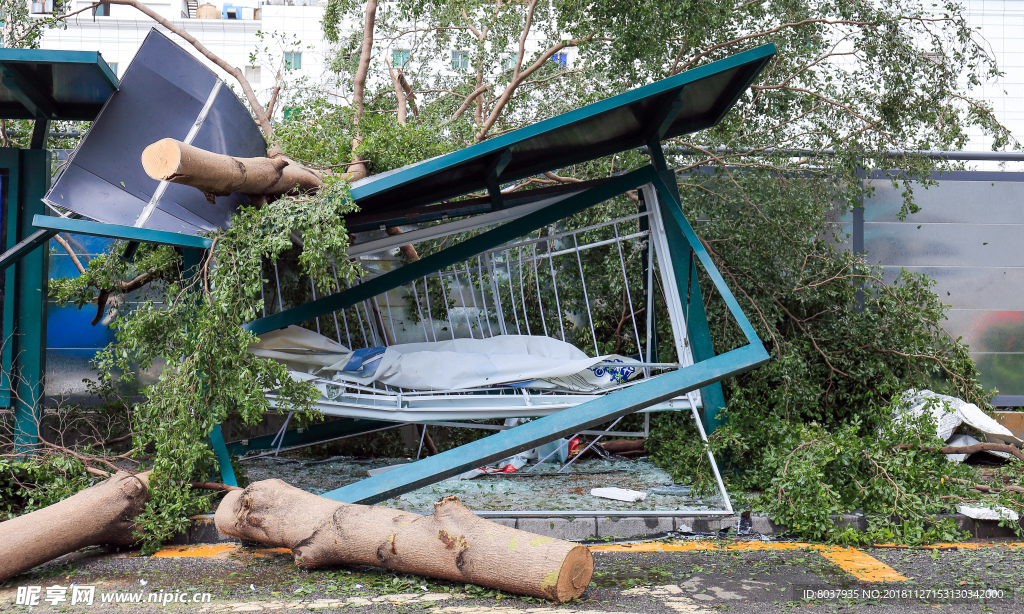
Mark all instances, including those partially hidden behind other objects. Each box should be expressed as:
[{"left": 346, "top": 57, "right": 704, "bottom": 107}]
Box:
[
  {"left": 0, "top": 49, "right": 118, "bottom": 454},
  {"left": 7, "top": 37, "right": 774, "bottom": 516}
]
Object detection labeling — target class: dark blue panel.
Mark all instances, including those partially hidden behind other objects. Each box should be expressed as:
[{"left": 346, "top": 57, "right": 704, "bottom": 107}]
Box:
[
  {"left": 46, "top": 304, "right": 114, "bottom": 349},
  {"left": 43, "top": 29, "right": 265, "bottom": 235}
]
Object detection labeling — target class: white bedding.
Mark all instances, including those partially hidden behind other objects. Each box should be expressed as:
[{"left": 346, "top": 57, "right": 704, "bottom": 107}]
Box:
[
  {"left": 250, "top": 327, "right": 643, "bottom": 392},
  {"left": 326, "top": 335, "right": 641, "bottom": 392}
]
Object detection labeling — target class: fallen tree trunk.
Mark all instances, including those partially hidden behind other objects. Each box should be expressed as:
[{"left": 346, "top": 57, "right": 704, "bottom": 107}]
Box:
[
  {"left": 141, "top": 139, "right": 323, "bottom": 197},
  {"left": 215, "top": 479, "right": 593, "bottom": 602},
  {"left": 0, "top": 471, "right": 150, "bottom": 583}
]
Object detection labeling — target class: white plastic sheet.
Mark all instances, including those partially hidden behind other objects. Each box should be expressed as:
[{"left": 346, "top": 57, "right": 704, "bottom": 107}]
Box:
[
  {"left": 249, "top": 325, "right": 350, "bottom": 370},
  {"left": 896, "top": 389, "right": 1023, "bottom": 449},
  {"left": 958, "top": 505, "right": 1020, "bottom": 522},
  {"left": 591, "top": 487, "right": 647, "bottom": 502}
]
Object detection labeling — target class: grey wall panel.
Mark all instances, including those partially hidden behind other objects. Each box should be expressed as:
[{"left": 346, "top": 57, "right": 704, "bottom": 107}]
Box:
[
  {"left": 862, "top": 222, "right": 1024, "bottom": 267},
  {"left": 864, "top": 178, "right": 1024, "bottom": 224},
  {"left": 858, "top": 176, "right": 1024, "bottom": 395},
  {"left": 879, "top": 266, "right": 1024, "bottom": 310},
  {"left": 47, "top": 165, "right": 149, "bottom": 227}
]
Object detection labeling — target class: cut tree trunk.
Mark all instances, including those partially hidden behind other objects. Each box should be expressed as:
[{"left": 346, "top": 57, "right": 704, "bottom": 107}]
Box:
[
  {"left": 0, "top": 471, "right": 149, "bottom": 583},
  {"left": 215, "top": 479, "right": 593, "bottom": 602},
  {"left": 141, "top": 139, "right": 323, "bottom": 197}
]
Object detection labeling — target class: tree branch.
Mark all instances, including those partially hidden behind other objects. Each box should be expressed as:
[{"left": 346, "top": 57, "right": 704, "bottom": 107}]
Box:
[{"left": 896, "top": 443, "right": 1024, "bottom": 463}]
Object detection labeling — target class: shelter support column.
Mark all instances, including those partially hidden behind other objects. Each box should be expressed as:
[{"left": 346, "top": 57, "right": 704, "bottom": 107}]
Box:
[
  {"left": 4, "top": 149, "right": 51, "bottom": 453},
  {"left": 650, "top": 167, "right": 728, "bottom": 434}
]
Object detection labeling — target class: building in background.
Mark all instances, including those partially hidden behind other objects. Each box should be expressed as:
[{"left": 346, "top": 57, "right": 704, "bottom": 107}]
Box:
[{"left": 34, "top": 0, "right": 332, "bottom": 110}]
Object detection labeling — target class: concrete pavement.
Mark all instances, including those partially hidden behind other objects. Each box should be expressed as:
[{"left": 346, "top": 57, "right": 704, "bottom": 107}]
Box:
[{"left": 2, "top": 538, "right": 1022, "bottom": 613}]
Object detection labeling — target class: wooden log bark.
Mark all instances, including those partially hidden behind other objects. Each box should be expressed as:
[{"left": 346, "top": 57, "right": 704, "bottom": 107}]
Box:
[
  {"left": 215, "top": 479, "right": 593, "bottom": 602},
  {"left": 141, "top": 139, "right": 323, "bottom": 197},
  {"left": 0, "top": 471, "right": 149, "bottom": 583},
  {"left": 599, "top": 439, "right": 647, "bottom": 455}
]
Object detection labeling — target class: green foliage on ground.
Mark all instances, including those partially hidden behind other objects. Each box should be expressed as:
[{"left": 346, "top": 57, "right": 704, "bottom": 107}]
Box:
[{"left": 42, "top": 181, "right": 359, "bottom": 550}]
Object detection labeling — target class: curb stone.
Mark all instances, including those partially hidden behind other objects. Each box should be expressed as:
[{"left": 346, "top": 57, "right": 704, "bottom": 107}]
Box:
[{"left": 173, "top": 512, "right": 1022, "bottom": 544}]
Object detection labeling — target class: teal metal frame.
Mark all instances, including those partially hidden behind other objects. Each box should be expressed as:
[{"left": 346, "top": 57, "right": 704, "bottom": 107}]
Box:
[
  {"left": 317, "top": 165, "right": 769, "bottom": 504},
  {"left": 2, "top": 150, "right": 52, "bottom": 454},
  {"left": 0, "top": 49, "right": 118, "bottom": 121},
  {"left": 3, "top": 45, "right": 774, "bottom": 496},
  {"left": 32, "top": 216, "right": 213, "bottom": 249}
]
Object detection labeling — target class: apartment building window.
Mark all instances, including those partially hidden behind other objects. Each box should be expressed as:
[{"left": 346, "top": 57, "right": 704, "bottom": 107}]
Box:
[
  {"left": 392, "top": 49, "right": 410, "bottom": 68},
  {"left": 244, "top": 65, "right": 261, "bottom": 84},
  {"left": 92, "top": 2, "right": 111, "bottom": 16},
  {"left": 107, "top": 62, "right": 118, "bottom": 76},
  {"left": 284, "top": 52, "right": 302, "bottom": 71},
  {"left": 30, "top": 0, "right": 56, "bottom": 14},
  {"left": 551, "top": 52, "right": 567, "bottom": 67},
  {"left": 451, "top": 50, "right": 469, "bottom": 70}
]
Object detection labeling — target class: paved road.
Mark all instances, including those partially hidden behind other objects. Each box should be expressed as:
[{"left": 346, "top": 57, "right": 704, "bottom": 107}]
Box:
[{"left": 1, "top": 539, "right": 1021, "bottom": 613}]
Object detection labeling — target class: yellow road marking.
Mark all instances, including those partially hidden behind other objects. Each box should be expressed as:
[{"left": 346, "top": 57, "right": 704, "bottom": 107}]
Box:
[
  {"left": 820, "top": 547, "right": 907, "bottom": 582},
  {"left": 151, "top": 544, "right": 238, "bottom": 558},
  {"left": 589, "top": 540, "right": 821, "bottom": 553},
  {"left": 590, "top": 540, "right": 907, "bottom": 583}
]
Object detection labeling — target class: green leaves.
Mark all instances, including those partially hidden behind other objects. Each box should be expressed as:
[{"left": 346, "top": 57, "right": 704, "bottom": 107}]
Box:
[{"left": 45, "top": 180, "right": 361, "bottom": 552}]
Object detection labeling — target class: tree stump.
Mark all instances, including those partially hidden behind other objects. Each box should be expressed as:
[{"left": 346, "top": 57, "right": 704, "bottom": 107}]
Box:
[{"left": 214, "top": 479, "right": 593, "bottom": 602}]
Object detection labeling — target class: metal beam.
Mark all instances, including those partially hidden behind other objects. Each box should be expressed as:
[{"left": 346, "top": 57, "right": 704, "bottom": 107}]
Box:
[
  {"left": 650, "top": 180, "right": 728, "bottom": 432},
  {"left": 485, "top": 148, "right": 513, "bottom": 210},
  {"left": 32, "top": 215, "right": 214, "bottom": 249},
  {"left": 0, "top": 213, "right": 81, "bottom": 272},
  {"left": 29, "top": 118, "right": 48, "bottom": 149},
  {"left": 179, "top": 246, "right": 236, "bottom": 488},
  {"left": 1, "top": 64, "right": 56, "bottom": 118},
  {"left": 642, "top": 90, "right": 687, "bottom": 144},
  {"left": 649, "top": 170, "right": 762, "bottom": 347},
  {"left": 320, "top": 343, "right": 768, "bottom": 504},
  {"left": 245, "top": 165, "right": 659, "bottom": 335}
]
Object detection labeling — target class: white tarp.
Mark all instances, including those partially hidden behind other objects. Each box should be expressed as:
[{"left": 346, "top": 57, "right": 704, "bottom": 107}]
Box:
[
  {"left": 327, "top": 335, "right": 642, "bottom": 392},
  {"left": 896, "top": 389, "right": 1023, "bottom": 448},
  {"left": 249, "top": 326, "right": 350, "bottom": 370},
  {"left": 591, "top": 487, "right": 647, "bottom": 502},
  {"left": 958, "top": 505, "right": 1020, "bottom": 522}
]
